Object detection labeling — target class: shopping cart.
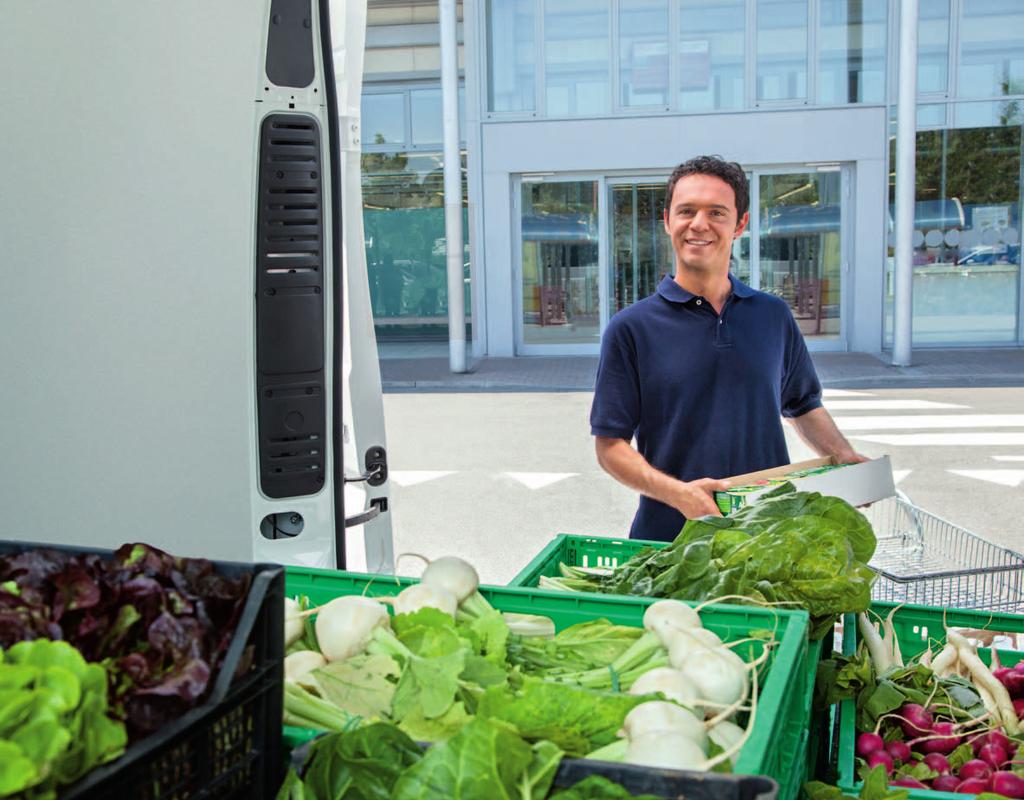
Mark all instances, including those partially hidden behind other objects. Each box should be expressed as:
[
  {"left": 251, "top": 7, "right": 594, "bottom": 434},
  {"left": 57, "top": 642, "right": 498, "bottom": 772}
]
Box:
[{"left": 860, "top": 491, "right": 1024, "bottom": 612}]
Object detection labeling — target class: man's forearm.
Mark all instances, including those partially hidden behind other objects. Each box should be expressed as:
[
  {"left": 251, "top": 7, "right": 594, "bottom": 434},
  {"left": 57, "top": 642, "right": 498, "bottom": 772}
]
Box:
[
  {"left": 596, "top": 436, "right": 684, "bottom": 506},
  {"left": 788, "top": 407, "right": 863, "bottom": 462},
  {"left": 594, "top": 436, "right": 726, "bottom": 518}
]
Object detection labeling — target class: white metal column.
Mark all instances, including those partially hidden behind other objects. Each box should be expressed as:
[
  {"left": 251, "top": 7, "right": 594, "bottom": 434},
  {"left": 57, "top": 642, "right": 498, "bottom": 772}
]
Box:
[
  {"left": 893, "top": 0, "right": 919, "bottom": 366},
  {"left": 440, "top": 0, "right": 466, "bottom": 372}
]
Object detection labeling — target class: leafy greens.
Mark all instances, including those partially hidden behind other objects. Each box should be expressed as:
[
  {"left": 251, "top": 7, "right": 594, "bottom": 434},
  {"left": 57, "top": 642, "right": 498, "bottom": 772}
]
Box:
[{"left": 552, "top": 484, "right": 877, "bottom": 639}]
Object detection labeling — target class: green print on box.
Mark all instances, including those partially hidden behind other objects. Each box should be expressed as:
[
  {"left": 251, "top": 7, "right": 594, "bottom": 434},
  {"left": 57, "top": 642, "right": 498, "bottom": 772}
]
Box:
[{"left": 715, "top": 464, "right": 850, "bottom": 515}]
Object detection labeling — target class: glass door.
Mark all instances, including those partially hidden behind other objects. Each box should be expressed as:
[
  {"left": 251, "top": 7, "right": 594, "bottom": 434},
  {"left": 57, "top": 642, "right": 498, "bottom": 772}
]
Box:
[
  {"left": 757, "top": 168, "right": 845, "bottom": 342},
  {"left": 517, "top": 178, "right": 603, "bottom": 352},
  {"left": 609, "top": 181, "right": 671, "bottom": 314},
  {"left": 606, "top": 172, "right": 757, "bottom": 315}
]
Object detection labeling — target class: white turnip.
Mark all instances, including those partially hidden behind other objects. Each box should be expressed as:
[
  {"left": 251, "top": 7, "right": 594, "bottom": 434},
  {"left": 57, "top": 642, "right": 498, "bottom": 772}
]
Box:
[
  {"left": 284, "top": 597, "right": 305, "bottom": 647},
  {"left": 621, "top": 701, "right": 708, "bottom": 751},
  {"left": 314, "top": 595, "right": 391, "bottom": 662},
  {"left": 393, "top": 583, "right": 458, "bottom": 618},
  {"left": 675, "top": 647, "right": 748, "bottom": 709},
  {"left": 625, "top": 731, "right": 707, "bottom": 771},
  {"left": 284, "top": 650, "right": 326, "bottom": 682},
  {"left": 628, "top": 667, "right": 700, "bottom": 708}
]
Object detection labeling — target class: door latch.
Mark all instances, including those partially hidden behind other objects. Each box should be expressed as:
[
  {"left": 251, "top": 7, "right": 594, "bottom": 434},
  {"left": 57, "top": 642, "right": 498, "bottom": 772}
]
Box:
[{"left": 343, "top": 446, "right": 388, "bottom": 487}]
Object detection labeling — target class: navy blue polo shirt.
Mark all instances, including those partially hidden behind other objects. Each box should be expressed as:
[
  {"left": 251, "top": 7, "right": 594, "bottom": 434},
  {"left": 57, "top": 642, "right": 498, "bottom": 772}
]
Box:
[{"left": 590, "top": 274, "right": 823, "bottom": 542}]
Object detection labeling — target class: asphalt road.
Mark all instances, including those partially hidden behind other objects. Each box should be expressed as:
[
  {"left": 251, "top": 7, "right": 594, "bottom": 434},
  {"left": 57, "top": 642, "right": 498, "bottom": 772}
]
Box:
[{"left": 379, "top": 386, "right": 1024, "bottom": 588}]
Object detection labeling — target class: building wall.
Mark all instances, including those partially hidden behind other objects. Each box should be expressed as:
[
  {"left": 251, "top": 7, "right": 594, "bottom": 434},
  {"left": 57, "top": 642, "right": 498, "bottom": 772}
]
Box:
[{"left": 476, "top": 107, "right": 888, "bottom": 355}]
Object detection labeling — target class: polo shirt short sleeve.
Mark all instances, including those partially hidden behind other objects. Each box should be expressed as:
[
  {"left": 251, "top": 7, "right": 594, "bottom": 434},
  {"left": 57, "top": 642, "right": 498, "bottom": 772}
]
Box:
[{"left": 590, "top": 274, "right": 823, "bottom": 542}]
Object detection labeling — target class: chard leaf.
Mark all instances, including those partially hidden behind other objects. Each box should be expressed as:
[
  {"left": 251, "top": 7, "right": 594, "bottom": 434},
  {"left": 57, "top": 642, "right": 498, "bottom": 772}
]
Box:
[
  {"left": 313, "top": 654, "right": 400, "bottom": 719},
  {"left": 477, "top": 678, "right": 651, "bottom": 756},
  {"left": 547, "top": 775, "right": 661, "bottom": 799},
  {"left": 398, "top": 700, "right": 472, "bottom": 742},
  {"left": 391, "top": 718, "right": 533, "bottom": 800},
  {"left": 523, "top": 740, "right": 563, "bottom": 800},
  {"left": 302, "top": 722, "right": 422, "bottom": 800},
  {"left": 390, "top": 621, "right": 468, "bottom": 722}
]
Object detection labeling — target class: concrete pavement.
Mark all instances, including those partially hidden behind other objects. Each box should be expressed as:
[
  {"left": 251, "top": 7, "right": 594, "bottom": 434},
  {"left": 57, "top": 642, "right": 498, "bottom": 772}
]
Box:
[{"left": 379, "top": 345, "right": 1024, "bottom": 392}]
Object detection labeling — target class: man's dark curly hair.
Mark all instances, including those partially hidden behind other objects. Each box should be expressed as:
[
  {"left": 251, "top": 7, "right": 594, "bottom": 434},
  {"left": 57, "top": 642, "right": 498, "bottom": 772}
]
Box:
[{"left": 664, "top": 156, "right": 749, "bottom": 219}]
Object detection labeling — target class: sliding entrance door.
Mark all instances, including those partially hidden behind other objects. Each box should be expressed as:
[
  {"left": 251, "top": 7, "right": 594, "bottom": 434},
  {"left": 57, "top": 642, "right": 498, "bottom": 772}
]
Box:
[{"left": 606, "top": 166, "right": 850, "bottom": 349}]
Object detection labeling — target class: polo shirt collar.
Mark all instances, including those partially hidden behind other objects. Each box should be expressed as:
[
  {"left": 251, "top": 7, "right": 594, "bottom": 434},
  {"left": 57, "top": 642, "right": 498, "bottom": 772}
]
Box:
[{"left": 656, "top": 273, "right": 755, "bottom": 303}]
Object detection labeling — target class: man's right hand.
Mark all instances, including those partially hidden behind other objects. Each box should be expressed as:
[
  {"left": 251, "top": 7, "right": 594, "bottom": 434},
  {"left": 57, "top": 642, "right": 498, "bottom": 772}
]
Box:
[{"left": 672, "top": 477, "right": 731, "bottom": 519}]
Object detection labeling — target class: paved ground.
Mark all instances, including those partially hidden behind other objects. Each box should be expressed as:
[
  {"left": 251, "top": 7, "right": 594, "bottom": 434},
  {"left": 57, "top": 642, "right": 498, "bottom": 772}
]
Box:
[
  {"left": 371, "top": 381, "right": 1024, "bottom": 596},
  {"left": 379, "top": 346, "right": 1024, "bottom": 392}
]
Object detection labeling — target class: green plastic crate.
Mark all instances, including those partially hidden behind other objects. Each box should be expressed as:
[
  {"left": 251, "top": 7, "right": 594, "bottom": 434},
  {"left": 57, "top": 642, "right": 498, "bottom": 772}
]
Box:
[
  {"left": 284, "top": 565, "right": 810, "bottom": 798},
  {"left": 837, "top": 601, "right": 1024, "bottom": 800},
  {"left": 510, "top": 534, "right": 828, "bottom": 792}
]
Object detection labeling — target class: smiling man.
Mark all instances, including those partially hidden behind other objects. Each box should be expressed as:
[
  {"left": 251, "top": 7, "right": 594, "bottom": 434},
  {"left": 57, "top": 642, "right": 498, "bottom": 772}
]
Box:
[{"left": 590, "top": 155, "right": 863, "bottom": 541}]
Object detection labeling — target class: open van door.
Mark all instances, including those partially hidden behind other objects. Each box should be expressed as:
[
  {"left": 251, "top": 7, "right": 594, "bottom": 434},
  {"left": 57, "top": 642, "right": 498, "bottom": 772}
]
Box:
[{"left": 0, "top": 0, "right": 393, "bottom": 571}]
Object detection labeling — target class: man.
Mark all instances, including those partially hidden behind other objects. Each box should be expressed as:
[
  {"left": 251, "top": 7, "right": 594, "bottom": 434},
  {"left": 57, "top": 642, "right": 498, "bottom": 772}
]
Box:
[{"left": 590, "top": 155, "right": 863, "bottom": 542}]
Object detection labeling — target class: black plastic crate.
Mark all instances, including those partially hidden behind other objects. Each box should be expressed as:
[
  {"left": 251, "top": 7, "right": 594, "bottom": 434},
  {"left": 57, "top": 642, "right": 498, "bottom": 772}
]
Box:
[
  {"left": 553, "top": 759, "right": 779, "bottom": 800},
  {"left": 0, "top": 541, "right": 284, "bottom": 800}
]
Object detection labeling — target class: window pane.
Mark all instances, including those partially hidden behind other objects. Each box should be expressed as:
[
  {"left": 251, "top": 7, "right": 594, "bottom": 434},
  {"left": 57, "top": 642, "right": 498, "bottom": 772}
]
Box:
[
  {"left": 410, "top": 89, "right": 442, "bottom": 145},
  {"left": 362, "top": 93, "right": 405, "bottom": 146},
  {"left": 884, "top": 126, "right": 1021, "bottom": 345},
  {"left": 760, "top": 171, "right": 843, "bottom": 340},
  {"left": 619, "top": 0, "right": 669, "bottom": 108},
  {"left": 362, "top": 152, "right": 471, "bottom": 330},
  {"left": 545, "top": 0, "right": 610, "bottom": 116},
  {"left": 521, "top": 180, "right": 600, "bottom": 344},
  {"left": 679, "top": 0, "right": 745, "bottom": 111},
  {"left": 918, "top": 0, "right": 950, "bottom": 94},
  {"left": 757, "top": 0, "right": 808, "bottom": 102},
  {"left": 487, "top": 0, "right": 535, "bottom": 112},
  {"left": 817, "top": 0, "right": 887, "bottom": 104},
  {"left": 957, "top": 0, "right": 1024, "bottom": 99},
  {"left": 610, "top": 182, "right": 671, "bottom": 311}
]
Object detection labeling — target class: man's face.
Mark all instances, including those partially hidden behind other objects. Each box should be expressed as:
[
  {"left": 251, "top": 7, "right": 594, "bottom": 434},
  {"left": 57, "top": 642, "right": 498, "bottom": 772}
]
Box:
[{"left": 663, "top": 173, "right": 749, "bottom": 275}]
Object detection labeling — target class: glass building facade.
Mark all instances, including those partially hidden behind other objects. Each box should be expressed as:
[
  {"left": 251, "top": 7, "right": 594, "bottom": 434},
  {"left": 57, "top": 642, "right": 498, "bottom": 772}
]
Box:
[{"left": 362, "top": 0, "right": 1024, "bottom": 353}]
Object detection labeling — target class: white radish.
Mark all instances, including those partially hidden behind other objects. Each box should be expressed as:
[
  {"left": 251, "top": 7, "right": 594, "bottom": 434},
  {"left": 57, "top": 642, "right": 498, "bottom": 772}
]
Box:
[
  {"left": 708, "top": 720, "right": 745, "bottom": 767},
  {"left": 675, "top": 648, "right": 748, "bottom": 709},
  {"left": 393, "top": 583, "right": 458, "bottom": 618},
  {"left": 629, "top": 667, "right": 700, "bottom": 708},
  {"left": 315, "top": 595, "right": 390, "bottom": 662},
  {"left": 284, "top": 597, "right": 304, "bottom": 647},
  {"left": 667, "top": 629, "right": 713, "bottom": 670},
  {"left": 689, "top": 628, "right": 723, "bottom": 649},
  {"left": 946, "top": 628, "right": 1019, "bottom": 734},
  {"left": 643, "top": 600, "right": 702, "bottom": 649},
  {"left": 626, "top": 731, "right": 707, "bottom": 771},
  {"left": 284, "top": 650, "right": 326, "bottom": 682},
  {"left": 621, "top": 701, "right": 708, "bottom": 752},
  {"left": 420, "top": 556, "right": 479, "bottom": 603}
]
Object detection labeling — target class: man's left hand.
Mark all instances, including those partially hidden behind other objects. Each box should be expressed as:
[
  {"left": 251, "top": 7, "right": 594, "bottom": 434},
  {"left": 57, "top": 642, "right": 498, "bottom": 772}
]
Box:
[{"left": 833, "top": 449, "right": 869, "bottom": 464}]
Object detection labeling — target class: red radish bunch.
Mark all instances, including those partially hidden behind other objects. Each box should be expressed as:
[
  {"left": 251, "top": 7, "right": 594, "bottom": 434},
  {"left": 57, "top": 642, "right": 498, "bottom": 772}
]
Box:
[{"left": 855, "top": 702, "right": 1024, "bottom": 797}]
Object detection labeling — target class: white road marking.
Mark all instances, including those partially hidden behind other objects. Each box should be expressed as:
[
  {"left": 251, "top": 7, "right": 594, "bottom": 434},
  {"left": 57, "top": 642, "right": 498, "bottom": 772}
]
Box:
[
  {"left": 822, "top": 389, "right": 875, "bottom": 397},
  {"left": 389, "top": 470, "right": 456, "bottom": 487},
  {"left": 504, "top": 472, "right": 578, "bottom": 490},
  {"left": 824, "top": 400, "right": 969, "bottom": 410},
  {"left": 948, "top": 469, "right": 1024, "bottom": 488},
  {"left": 992, "top": 456, "right": 1024, "bottom": 462},
  {"left": 892, "top": 470, "right": 912, "bottom": 485},
  {"left": 852, "top": 432, "right": 1024, "bottom": 446},
  {"left": 834, "top": 414, "right": 1024, "bottom": 431}
]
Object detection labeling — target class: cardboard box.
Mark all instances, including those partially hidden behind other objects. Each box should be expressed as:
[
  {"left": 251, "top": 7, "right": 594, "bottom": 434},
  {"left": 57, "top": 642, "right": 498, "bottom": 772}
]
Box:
[{"left": 714, "top": 455, "right": 896, "bottom": 514}]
